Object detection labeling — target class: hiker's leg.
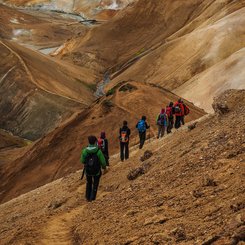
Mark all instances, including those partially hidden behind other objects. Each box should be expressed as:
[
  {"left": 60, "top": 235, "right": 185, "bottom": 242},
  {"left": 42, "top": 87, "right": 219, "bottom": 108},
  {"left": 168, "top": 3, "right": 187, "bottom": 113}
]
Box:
[
  {"left": 162, "top": 126, "right": 166, "bottom": 136},
  {"left": 157, "top": 125, "right": 161, "bottom": 138},
  {"left": 181, "top": 116, "right": 185, "bottom": 125},
  {"left": 175, "top": 116, "right": 181, "bottom": 129},
  {"left": 140, "top": 132, "right": 146, "bottom": 148},
  {"left": 105, "top": 155, "right": 109, "bottom": 166},
  {"left": 170, "top": 118, "right": 174, "bottom": 130},
  {"left": 91, "top": 174, "right": 101, "bottom": 200},
  {"left": 161, "top": 126, "right": 165, "bottom": 137},
  {"left": 139, "top": 132, "right": 143, "bottom": 149},
  {"left": 85, "top": 175, "right": 93, "bottom": 201},
  {"left": 125, "top": 142, "right": 129, "bottom": 159},
  {"left": 120, "top": 142, "right": 125, "bottom": 161}
]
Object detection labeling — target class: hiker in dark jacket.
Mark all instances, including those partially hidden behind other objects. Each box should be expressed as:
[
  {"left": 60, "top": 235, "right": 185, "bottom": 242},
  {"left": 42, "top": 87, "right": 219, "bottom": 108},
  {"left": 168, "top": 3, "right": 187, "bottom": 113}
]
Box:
[
  {"left": 97, "top": 132, "right": 109, "bottom": 166},
  {"left": 136, "top": 116, "right": 150, "bottom": 149},
  {"left": 166, "top": 102, "right": 174, "bottom": 133},
  {"left": 81, "top": 135, "right": 106, "bottom": 202},
  {"left": 119, "top": 121, "right": 131, "bottom": 162},
  {"left": 156, "top": 108, "right": 168, "bottom": 138}
]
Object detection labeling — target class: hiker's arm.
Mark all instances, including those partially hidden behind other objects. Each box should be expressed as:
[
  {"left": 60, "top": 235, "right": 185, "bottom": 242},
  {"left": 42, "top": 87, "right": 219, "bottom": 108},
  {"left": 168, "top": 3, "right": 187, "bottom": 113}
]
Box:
[
  {"left": 80, "top": 149, "right": 87, "bottom": 164},
  {"left": 98, "top": 150, "right": 106, "bottom": 169},
  {"left": 156, "top": 115, "right": 159, "bottom": 124},
  {"left": 128, "top": 128, "right": 131, "bottom": 136},
  {"left": 146, "top": 122, "right": 150, "bottom": 129},
  {"left": 135, "top": 123, "right": 138, "bottom": 128}
]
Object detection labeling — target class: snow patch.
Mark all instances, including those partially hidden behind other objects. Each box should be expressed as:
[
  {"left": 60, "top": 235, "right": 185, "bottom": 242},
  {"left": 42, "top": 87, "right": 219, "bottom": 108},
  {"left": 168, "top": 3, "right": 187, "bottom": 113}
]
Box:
[
  {"left": 51, "top": 44, "right": 65, "bottom": 56},
  {"left": 12, "top": 29, "right": 30, "bottom": 36},
  {"left": 10, "top": 18, "right": 20, "bottom": 24},
  {"left": 107, "top": 0, "right": 120, "bottom": 10}
]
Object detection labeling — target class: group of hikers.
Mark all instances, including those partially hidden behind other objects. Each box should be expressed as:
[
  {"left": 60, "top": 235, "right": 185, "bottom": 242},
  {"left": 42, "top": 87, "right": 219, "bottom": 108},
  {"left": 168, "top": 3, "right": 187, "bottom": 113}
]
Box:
[{"left": 81, "top": 98, "right": 190, "bottom": 202}]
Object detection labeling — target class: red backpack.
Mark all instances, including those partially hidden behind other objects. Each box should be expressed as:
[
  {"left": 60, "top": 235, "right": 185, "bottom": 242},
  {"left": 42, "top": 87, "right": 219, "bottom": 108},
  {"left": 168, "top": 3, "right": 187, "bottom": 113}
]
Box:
[
  {"left": 97, "top": 138, "right": 105, "bottom": 151},
  {"left": 120, "top": 131, "right": 128, "bottom": 143}
]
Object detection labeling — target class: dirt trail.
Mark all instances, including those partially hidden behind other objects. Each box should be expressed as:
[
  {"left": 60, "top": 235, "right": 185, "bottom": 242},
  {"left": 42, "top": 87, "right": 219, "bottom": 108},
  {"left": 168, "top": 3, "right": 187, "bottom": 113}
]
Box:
[
  {"left": 38, "top": 116, "right": 206, "bottom": 245},
  {"left": 40, "top": 206, "right": 84, "bottom": 245},
  {"left": 40, "top": 183, "right": 86, "bottom": 245}
]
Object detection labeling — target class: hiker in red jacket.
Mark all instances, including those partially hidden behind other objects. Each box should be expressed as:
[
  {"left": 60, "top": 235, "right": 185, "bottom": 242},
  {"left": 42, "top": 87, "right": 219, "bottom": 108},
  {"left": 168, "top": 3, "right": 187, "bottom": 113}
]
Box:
[
  {"left": 166, "top": 102, "right": 174, "bottom": 133},
  {"left": 174, "top": 99, "right": 190, "bottom": 129},
  {"left": 97, "top": 132, "right": 109, "bottom": 166}
]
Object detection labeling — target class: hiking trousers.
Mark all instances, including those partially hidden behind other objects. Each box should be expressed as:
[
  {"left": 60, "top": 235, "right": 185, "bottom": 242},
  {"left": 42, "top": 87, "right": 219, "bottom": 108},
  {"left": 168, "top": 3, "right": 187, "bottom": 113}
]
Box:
[
  {"left": 86, "top": 173, "right": 101, "bottom": 201},
  {"left": 167, "top": 118, "right": 174, "bottom": 133},
  {"left": 120, "top": 142, "right": 129, "bottom": 161},
  {"left": 157, "top": 125, "right": 165, "bottom": 138},
  {"left": 181, "top": 116, "right": 185, "bottom": 125},
  {"left": 139, "top": 131, "right": 146, "bottom": 149},
  {"left": 102, "top": 153, "right": 109, "bottom": 166},
  {"left": 175, "top": 116, "right": 181, "bottom": 129}
]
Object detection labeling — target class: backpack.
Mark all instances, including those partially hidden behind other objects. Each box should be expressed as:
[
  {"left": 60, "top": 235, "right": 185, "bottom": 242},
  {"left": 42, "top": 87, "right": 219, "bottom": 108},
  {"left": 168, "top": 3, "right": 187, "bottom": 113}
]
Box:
[
  {"left": 157, "top": 113, "right": 167, "bottom": 126},
  {"left": 84, "top": 150, "right": 101, "bottom": 176},
  {"left": 120, "top": 130, "right": 128, "bottom": 143},
  {"left": 166, "top": 107, "right": 173, "bottom": 118},
  {"left": 183, "top": 104, "right": 190, "bottom": 115},
  {"left": 97, "top": 138, "right": 105, "bottom": 151},
  {"left": 174, "top": 105, "right": 181, "bottom": 114},
  {"left": 137, "top": 120, "right": 146, "bottom": 133}
]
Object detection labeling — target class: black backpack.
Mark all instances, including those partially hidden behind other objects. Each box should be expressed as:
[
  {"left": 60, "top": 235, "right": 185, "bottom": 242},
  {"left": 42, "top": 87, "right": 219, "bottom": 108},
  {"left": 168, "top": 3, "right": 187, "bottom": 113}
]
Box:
[{"left": 85, "top": 150, "right": 101, "bottom": 176}]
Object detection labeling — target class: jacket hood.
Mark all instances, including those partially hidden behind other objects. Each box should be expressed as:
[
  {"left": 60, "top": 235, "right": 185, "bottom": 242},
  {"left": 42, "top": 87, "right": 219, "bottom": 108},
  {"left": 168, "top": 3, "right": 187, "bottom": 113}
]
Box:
[{"left": 86, "top": 144, "right": 99, "bottom": 153}]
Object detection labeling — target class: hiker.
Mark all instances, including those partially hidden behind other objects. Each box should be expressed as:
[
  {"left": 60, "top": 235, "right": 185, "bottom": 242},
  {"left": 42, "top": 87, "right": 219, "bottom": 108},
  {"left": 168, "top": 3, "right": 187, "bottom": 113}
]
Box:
[
  {"left": 156, "top": 108, "right": 168, "bottom": 138},
  {"left": 81, "top": 135, "right": 107, "bottom": 202},
  {"left": 97, "top": 132, "right": 109, "bottom": 166},
  {"left": 166, "top": 102, "right": 174, "bottom": 133},
  {"left": 119, "top": 120, "right": 131, "bottom": 162},
  {"left": 136, "top": 116, "right": 150, "bottom": 149},
  {"left": 174, "top": 99, "right": 190, "bottom": 129}
]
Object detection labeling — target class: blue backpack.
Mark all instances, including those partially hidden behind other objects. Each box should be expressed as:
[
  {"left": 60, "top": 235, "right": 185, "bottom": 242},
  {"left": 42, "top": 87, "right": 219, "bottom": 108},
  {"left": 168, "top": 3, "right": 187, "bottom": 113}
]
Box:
[
  {"left": 158, "top": 113, "right": 167, "bottom": 126},
  {"left": 137, "top": 120, "right": 146, "bottom": 133}
]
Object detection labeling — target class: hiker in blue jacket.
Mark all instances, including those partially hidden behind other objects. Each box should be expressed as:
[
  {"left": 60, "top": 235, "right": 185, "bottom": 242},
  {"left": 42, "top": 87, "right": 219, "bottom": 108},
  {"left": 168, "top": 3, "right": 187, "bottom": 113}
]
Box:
[{"left": 136, "top": 116, "right": 150, "bottom": 149}]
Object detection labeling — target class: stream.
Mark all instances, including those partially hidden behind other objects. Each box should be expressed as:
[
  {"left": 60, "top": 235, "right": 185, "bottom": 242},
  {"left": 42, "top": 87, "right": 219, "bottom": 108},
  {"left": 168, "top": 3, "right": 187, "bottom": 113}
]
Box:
[{"left": 95, "top": 72, "right": 111, "bottom": 98}]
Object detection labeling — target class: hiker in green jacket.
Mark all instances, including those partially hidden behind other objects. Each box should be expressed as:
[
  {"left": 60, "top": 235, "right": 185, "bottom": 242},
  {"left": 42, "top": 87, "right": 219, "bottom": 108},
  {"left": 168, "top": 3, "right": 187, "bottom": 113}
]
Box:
[{"left": 81, "top": 135, "right": 107, "bottom": 202}]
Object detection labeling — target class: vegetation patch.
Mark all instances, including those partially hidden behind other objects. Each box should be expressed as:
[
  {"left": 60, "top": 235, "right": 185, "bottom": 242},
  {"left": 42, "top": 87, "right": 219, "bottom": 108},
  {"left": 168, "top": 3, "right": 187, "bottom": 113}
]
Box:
[
  {"left": 119, "top": 83, "right": 137, "bottom": 92},
  {"left": 106, "top": 88, "right": 115, "bottom": 96}
]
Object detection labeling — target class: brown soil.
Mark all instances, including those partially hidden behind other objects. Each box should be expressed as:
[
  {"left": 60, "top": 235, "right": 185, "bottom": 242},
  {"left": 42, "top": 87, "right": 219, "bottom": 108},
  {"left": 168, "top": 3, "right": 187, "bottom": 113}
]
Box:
[{"left": 0, "top": 89, "right": 244, "bottom": 245}]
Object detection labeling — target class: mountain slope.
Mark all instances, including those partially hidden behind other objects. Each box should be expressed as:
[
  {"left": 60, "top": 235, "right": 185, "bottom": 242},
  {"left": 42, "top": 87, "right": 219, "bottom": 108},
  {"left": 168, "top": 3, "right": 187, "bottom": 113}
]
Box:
[
  {"left": 2, "top": 0, "right": 133, "bottom": 20},
  {"left": 53, "top": 0, "right": 245, "bottom": 112},
  {"left": 0, "top": 3, "right": 87, "bottom": 47},
  {"left": 0, "top": 81, "right": 205, "bottom": 203},
  {"left": 0, "top": 89, "right": 244, "bottom": 245},
  {"left": 0, "top": 39, "right": 95, "bottom": 140},
  {"left": 109, "top": 4, "right": 245, "bottom": 112}
]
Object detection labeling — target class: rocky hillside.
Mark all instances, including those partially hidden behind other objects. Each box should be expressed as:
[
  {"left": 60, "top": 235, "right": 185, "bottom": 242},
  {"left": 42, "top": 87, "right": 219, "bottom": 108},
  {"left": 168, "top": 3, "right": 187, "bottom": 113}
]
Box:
[
  {"left": 0, "top": 81, "right": 205, "bottom": 203},
  {"left": 0, "top": 89, "right": 244, "bottom": 244}
]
